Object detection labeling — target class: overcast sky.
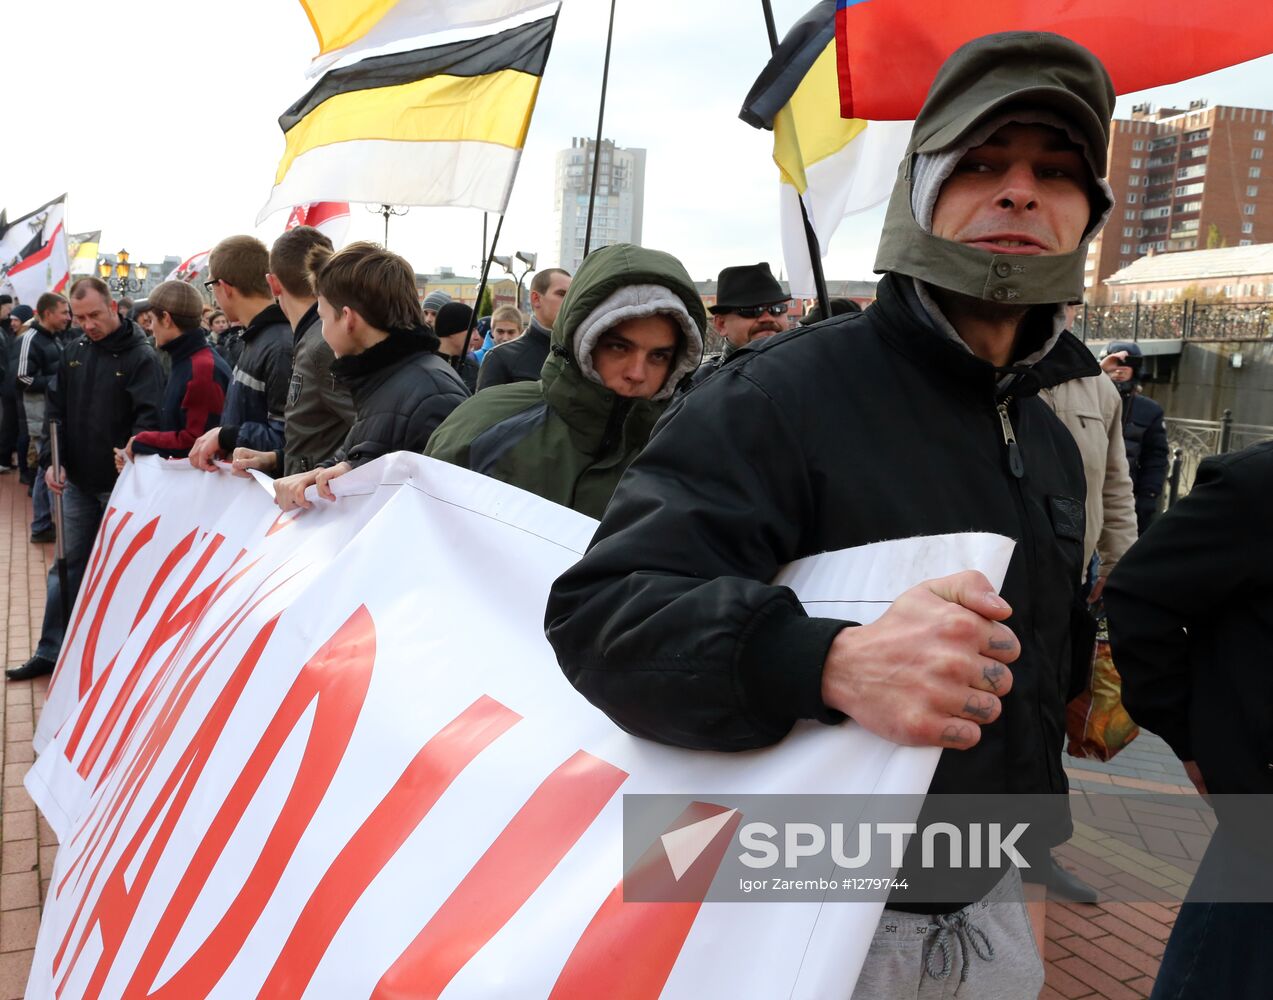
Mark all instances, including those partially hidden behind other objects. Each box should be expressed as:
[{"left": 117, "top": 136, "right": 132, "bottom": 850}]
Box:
[{"left": 6, "top": 1, "right": 1272, "bottom": 284}]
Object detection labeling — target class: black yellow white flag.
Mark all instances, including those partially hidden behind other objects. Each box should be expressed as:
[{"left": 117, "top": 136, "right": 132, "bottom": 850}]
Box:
[
  {"left": 258, "top": 12, "right": 558, "bottom": 223},
  {"left": 300, "top": 0, "right": 552, "bottom": 78}
]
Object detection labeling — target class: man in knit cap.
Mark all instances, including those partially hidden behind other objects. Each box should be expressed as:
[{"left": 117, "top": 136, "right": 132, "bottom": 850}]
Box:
[
  {"left": 547, "top": 32, "right": 1116, "bottom": 995},
  {"left": 421, "top": 289, "right": 451, "bottom": 330}
]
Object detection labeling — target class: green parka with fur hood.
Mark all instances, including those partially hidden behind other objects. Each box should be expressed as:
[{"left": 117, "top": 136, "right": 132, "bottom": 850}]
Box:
[{"left": 426, "top": 244, "right": 705, "bottom": 519}]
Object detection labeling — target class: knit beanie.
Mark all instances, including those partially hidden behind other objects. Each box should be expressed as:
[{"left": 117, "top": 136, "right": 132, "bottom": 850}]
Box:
[
  {"left": 433, "top": 301, "right": 474, "bottom": 340},
  {"left": 422, "top": 290, "right": 452, "bottom": 313}
]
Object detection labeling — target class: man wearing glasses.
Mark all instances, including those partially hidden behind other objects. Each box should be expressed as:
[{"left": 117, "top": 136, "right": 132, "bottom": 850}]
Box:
[{"left": 693, "top": 262, "right": 791, "bottom": 386}]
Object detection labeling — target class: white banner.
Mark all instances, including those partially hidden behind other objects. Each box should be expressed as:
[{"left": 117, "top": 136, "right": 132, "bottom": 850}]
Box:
[{"left": 25, "top": 454, "right": 1012, "bottom": 999}]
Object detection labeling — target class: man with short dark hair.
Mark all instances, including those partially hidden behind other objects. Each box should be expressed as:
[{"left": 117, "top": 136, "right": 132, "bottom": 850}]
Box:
[
  {"left": 1101, "top": 341, "right": 1168, "bottom": 534},
  {"left": 7, "top": 277, "right": 163, "bottom": 681},
  {"left": 17, "top": 292, "right": 71, "bottom": 542},
  {"left": 476, "top": 267, "right": 571, "bottom": 390},
  {"left": 546, "top": 32, "right": 1117, "bottom": 995},
  {"left": 230, "top": 226, "right": 356, "bottom": 478},
  {"left": 187, "top": 236, "right": 294, "bottom": 470}
]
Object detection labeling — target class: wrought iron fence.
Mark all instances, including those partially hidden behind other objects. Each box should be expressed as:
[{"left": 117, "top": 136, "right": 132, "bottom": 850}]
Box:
[
  {"left": 1075, "top": 301, "right": 1273, "bottom": 343},
  {"left": 1163, "top": 410, "right": 1273, "bottom": 506}
]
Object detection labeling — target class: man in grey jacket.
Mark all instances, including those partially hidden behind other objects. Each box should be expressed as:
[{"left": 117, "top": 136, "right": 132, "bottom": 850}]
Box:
[{"left": 231, "top": 226, "right": 356, "bottom": 478}]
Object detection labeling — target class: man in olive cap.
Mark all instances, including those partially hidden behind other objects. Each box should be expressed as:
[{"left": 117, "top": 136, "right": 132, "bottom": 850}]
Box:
[{"left": 547, "top": 31, "right": 1115, "bottom": 995}]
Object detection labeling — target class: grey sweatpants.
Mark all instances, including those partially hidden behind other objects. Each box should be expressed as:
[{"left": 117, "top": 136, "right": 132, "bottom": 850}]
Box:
[{"left": 850, "top": 868, "right": 1043, "bottom": 999}]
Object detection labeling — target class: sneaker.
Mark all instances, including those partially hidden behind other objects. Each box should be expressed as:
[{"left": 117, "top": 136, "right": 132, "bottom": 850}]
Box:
[
  {"left": 29, "top": 528, "right": 55, "bottom": 544},
  {"left": 6, "top": 655, "right": 55, "bottom": 681}
]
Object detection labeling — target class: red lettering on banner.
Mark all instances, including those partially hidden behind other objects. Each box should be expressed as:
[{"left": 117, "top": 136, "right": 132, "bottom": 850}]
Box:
[
  {"left": 121, "top": 606, "right": 378, "bottom": 999},
  {"left": 76, "top": 517, "right": 163, "bottom": 688},
  {"left": 547, "top": 802, "right": 742, "bottom": 999},
  {"left": 55, "top": 560, "right": 300, "bottom": 912},
  {"left": 371, "top": 749, "right": 627, "bottom": 1000},
  {"left": 66, "top": 537, "right": 241, "bottom": 778},
  {"left": 260, "top": 696, "right": 523, "bottom": 997},
  {"left": 53, "top": 615, "right": 284, "bottom": 998}
]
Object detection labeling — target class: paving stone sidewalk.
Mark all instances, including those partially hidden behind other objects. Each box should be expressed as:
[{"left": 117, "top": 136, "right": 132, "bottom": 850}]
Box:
[{"left": 0, "top": 471, "right": 1205, "bottom": 998}]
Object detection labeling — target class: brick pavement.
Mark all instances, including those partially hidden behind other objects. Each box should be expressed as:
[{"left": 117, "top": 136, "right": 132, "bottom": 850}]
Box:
[{"left": 0, "top": 470, "right": 1205, "bottom": 998}]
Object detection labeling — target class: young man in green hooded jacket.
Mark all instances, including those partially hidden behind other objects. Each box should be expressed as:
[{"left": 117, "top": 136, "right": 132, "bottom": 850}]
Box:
[{"left": 425, "top": 244, "right": 705, "bottom": 520}]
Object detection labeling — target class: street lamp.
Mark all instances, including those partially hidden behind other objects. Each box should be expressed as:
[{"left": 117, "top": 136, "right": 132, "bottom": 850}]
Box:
[
  {"left": 97, "top": 249, "right": 148, "bottom": 293},
  {"left": 493, "top": 251, "right": 538, "bottom": 311}
]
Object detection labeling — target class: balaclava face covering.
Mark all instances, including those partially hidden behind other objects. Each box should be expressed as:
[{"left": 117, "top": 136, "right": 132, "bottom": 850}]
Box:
[{"left": 874, "top": 31, "right": 1116, "bottom": 308}]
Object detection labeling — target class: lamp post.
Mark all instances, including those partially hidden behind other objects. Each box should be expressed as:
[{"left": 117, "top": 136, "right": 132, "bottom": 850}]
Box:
[
  {"left": 493, "top": 251, "right": 537, "bottom": 311},
  {"left": 97, "top": 249, "right": 149, "bottom": 294}
]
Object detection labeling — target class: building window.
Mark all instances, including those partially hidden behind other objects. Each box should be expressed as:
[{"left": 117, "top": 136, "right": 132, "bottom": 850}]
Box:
[
  {"left": 1252, "top": 167, "right": 1263, "bottom": 178},
  {"left": 1256, "top": 129, "right": 1267, "bottom": 141},
  {"left": 1120, "top": 244, "right": 1132, "bottom": 254},
  {"left": 1132, "top": 140, "right": 1145, "bottom": 151},
  {"left": 1254, "top": 148, "right": 1265, "bottom": 160},
  {"left": 1123, "top": 227, "right": 1134, "bottom": 237},
  {"left": 1130, "top": 158, "right": 1142, "bottom": 168},
  {"left": 1125, "top": 209, "right": 1137, "bottom": 220},
  {"left": 1244, "top": 204, "right": 1257, "bottom": 215},
  {"left": 1120, "top": 261, "right": 1130, "bottom": 270},
  {"left": 1126, "top": 192, "right": 1138, "bottom": 203},
  {"left": 1248, "top": 185, "right": 1260, "bottom": 197},
  {"left": 1128, "top": 175, "right": 1139, "bottom": 186},
  {"left": 1240, "top": 239, "right": 1253, "bottom": 246},
  {"left": 1243, "top": 222, "right": 1255, "bottom": 234}
]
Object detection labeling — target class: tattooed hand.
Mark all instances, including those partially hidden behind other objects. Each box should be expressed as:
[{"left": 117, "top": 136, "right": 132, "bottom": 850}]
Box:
[{"left": 820, "top": 570, "right": 1019, "bottom": 750}]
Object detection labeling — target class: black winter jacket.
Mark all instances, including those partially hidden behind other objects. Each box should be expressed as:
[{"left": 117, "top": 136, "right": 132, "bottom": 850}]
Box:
[
  {"left": 16, "top": 323, "right": 63, "bottom": 396},
  {"left": 1119, "top": 389, "right": 1168, "bottom": 529},
  {"left": 1106, "top": 442, "right": 1273, "bottom": 799},
  {"left": 45, "top": 319, "right": 164, "bottom": 495},
  {"left": 475, "top": 318, "right": 551, "bottom": 390},
  {"left": 325, "top": 329, "right": 469, "bottom": 468},
  {"left": 217, "top": 305, "right": 292, "bottom": 455},
  {"left": 546, "top": 273, "right": 1097, "bottom": 868}
]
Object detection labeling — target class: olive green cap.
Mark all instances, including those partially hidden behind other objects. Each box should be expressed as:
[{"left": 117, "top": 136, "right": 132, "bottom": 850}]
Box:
[{"left": 875, "top": 31, "right": 1116, "bottom": 306}]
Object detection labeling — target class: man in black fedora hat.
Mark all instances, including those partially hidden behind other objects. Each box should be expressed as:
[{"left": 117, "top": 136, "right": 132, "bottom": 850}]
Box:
[{"left": 691, "top": 262, "right": 791, "bottom": 385}]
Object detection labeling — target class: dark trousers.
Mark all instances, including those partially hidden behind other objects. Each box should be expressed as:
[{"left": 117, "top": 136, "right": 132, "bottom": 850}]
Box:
[
  {"left": 35, "top": 482, "right": 111, "bottom": 661},
  {"left": 1150, "top": 827, "right": 1273, "bottom": 999},
  {"left": 0, "top": 393, "right": 17, "bottom": 466}
]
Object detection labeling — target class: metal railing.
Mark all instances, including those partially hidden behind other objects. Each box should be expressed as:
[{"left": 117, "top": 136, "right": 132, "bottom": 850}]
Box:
[
  {"left": 1075, "top": 301, "right": 1273, "bottom": 343},
  {"left": 1163, "top": 410, "right": 1273, "bottom": 505}
]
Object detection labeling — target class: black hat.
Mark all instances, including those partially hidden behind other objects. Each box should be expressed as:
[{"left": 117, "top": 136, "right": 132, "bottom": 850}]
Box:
[
  {"left": 434, "top": 301, "right": 474, "bottom": 339},
  {"left": 10, "top": 304, "right": 34, "bottom": 323},
  {"left": 709, "top": 263, "right": 788, "bottom": 314}
]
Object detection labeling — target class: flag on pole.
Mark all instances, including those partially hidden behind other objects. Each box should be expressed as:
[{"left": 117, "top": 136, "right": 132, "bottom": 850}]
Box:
[
  {"left": 741, "top": 4, "right": 909, "bottom": 297},
  {"left": 67, "top": 230, "right": 101, "bottom": 276},
  {"left": 834, "top": 0, "right": 1273, "bottom": 121},
  {"left": 171, "top": 249, "right": 211, "bottom": 283},
  {"left": 300, "top": 0, "right": 553, "bottom": 78},
  {"left": 285, "top": 201, "right": 352, "bottom": 246},
  {"left": 258, "top": 12, "right": 559, "bottom": 223},
  {"left": 0, "top": 195, "right": 69, "bottom": 304}
]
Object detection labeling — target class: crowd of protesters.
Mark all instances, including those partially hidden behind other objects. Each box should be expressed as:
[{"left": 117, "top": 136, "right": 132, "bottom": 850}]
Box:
[{"left": 0, "top": 29, "right": 1264, "bottom": 1000}]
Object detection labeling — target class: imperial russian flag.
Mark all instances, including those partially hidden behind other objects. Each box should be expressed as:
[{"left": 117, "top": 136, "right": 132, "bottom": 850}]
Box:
[{"left": 835, "top": 0, "right": 1273, "bottom": 120}]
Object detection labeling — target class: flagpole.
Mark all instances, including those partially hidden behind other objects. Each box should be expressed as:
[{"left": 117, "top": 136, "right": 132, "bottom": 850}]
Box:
[
  {"left": 583, "top": 0, "right": 617, "bottom": 258},
  {"left": 467, "top": 213, "right": 505, "bottom": 347},
  {"left": 760, "top": 0, "right": 831, "bottom": 320}
]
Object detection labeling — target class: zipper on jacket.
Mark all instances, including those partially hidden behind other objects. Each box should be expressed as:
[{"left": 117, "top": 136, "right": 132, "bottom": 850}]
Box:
[
  {"left": 595, "top": 398, "right": 632, "bottom": 459},
  {"left": 996, "top": 398, "right": 1025, "bottom": 478}
]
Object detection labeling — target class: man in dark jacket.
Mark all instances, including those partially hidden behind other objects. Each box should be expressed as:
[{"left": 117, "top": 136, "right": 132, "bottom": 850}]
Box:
[
  {"left": 433, "top": 302, "right": 481, "bottom": 393},
  {"left": 691, "top": 262, "right": 791, "bottom": 386},
  {"left": 546, "top": 32, "right": 1115, "bottom": 995},
  {"left": 0, "top": 295, "right": 17, "bottom": 471},
  {"left": 18, "top": 293, "right": 72, "bottom": 542},
  {"left": 1105, "top": 442, "right": 1273, "bottom": 1000},
  {"left": 427, "top": 244, "right": 705, "bottom": 519},
  {"left": 270, "top": 242, "right": 468, "bottom": 510},
  {"left": 7, "top": 278, "right": 163, "bottom": 681},
  {"left": 1102, "top": 341, "right": 1168, "bottom": 534},
  {"left": 475, "top": 268, "right": 570, "bottom": 390},
  {"left": 229, "top": 226, "right": 357, "bottom": 478},
  {"left": 188, "top": 236, "right": 293, "bottom": 471}
]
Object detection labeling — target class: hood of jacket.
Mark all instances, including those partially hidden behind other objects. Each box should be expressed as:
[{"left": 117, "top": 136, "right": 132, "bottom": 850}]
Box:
[
  {"left": 875, "top": 31, "right": 1115, "bottom": 306},
  {"left": 538, "top": 243, "right": 706, "bottom": 436}
]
